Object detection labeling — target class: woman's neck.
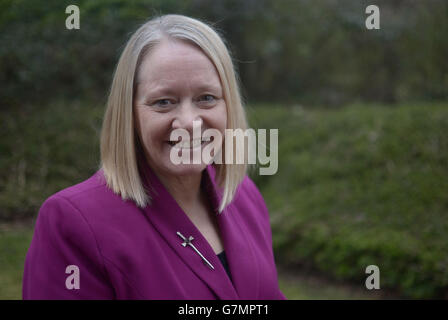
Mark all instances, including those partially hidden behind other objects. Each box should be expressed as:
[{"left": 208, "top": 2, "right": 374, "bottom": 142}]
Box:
[{"left": 155, "top": 169, "right": 204, "bottom": 213}]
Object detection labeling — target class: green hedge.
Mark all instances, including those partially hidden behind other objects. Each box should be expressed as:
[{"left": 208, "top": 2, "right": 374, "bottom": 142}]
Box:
[
  {"left": 1, "top": 101, "right": 447, "bottom": 298},
  {"left": 0, "top": 100, "right": 103, "bottom": 219},
  {"left": 248, "top": 102, "right": 448, "bottom": 298}
]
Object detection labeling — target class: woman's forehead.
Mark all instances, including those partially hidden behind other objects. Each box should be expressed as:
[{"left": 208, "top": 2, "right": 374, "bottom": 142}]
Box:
[
  {"left": 140, "top": 40, "right": 214, "bottom": 73},
  {"left": 136, "top": 40, "right": 222, "bottom": 92}
]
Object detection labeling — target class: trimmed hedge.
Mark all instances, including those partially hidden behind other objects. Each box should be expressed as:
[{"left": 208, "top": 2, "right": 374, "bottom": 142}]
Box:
[{"left": 248, "top": 102, "right": 448, "bottom": 298}]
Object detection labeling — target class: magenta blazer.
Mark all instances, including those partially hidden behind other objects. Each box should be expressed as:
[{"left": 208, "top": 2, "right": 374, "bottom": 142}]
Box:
[{"left": 23, "top": 163, "right": 286, "bottom": 300}]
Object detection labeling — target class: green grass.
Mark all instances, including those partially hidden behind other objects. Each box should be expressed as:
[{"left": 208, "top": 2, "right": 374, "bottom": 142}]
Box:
[
  {"left": 0, "top": 224, "right": 33, "bottom": 299},
  {"left": 278, "top": 267, "right": 385, "bottom": 300}
]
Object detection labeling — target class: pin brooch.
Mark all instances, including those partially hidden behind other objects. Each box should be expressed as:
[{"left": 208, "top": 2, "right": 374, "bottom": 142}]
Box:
[{"left": 176, "top": 231, "right": 214, "bottom": 270}]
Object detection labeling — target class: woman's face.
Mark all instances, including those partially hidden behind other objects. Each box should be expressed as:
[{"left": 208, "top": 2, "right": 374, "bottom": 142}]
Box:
[{"left": 134, "top": 39, "right": 227, "bottom": 178}]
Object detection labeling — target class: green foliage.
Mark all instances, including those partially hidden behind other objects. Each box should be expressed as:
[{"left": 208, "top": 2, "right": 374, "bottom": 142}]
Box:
[
  {"left": 248, "top": 102, "right": 448, "bottom": 298},
  {"left": 1, "top": 0, "right": 448, "bottom": 107},
  {"left": 0, "top": 0, "right": 191, "bottom": 108},
  {"left": 1, "top": 101, "right": 447, "bottom": 298},
  {"left": 0, "top": 100, "right": 103, "bottom": 219}
]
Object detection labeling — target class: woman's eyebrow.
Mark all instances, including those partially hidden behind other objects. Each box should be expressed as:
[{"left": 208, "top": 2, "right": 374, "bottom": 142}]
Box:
[
  {"left": 139, "top": 82, "right": 222, "bottom": 97},
  {"left": 194, "top": 83, "right": 222, "bottom": 94},
  {"left": 137, "top": 82, "right": 177, "bottom": 98}
]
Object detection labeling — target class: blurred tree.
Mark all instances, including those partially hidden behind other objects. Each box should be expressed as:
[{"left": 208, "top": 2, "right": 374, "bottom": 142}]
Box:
[{"left": 0, "top": 0, "right": 447, "bottom": 108}]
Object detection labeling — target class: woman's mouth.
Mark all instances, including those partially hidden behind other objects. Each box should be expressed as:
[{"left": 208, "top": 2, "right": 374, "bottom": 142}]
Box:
[{"left": 167, "top": 138, "right": 208, "bottom": 150}]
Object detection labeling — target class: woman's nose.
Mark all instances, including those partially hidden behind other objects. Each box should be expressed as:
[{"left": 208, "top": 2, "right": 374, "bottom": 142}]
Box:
[{"left": 171, "top": 101, "right": 203, "bottom": 133}]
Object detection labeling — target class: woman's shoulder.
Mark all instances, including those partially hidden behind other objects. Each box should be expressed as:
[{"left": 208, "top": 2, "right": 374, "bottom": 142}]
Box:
[
  {"left": 237, "top": 175, "right": 267, "bottom": 206},
  {"left": 33, "top": 171, "right": 145, "bottom": 261},
  {"left": 39, "top": 170, "right": 137, "bottom": 226},
  {"left": 49, "top": 170, "right": 108, "bottom": 202},
  {"left": 222, "top": 174, "right": 275, "bottom": 248},
  {"left": 230, "top": 174, "right": 271, "bottom": 224},
  {"left": 239, "top": 175, "right": 265, "bottom": 199}
]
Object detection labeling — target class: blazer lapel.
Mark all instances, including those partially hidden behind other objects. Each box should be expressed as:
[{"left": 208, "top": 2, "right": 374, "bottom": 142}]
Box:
[
  {"left": 205, "top": 166, "right": 261, "bottom": 299},
  {"left": 139, "top": 162, "right": 239, "bottom": 299}
]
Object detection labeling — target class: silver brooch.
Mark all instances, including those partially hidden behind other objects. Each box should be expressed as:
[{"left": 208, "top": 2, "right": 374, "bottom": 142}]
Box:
[{"left": 176, "top": 231, "right": 214, "bottom": 270}]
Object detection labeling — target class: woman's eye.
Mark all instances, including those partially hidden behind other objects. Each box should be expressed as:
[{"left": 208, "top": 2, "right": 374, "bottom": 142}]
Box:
[
  {"left": 153, "top": 99, "right": 173, "bottom": 107},
  {"left": 199, "top": 95, "right": 216, "bottom": 103}
]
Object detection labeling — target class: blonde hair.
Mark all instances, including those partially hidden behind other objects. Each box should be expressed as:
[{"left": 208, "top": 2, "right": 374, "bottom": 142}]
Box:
[{"left": 100, "top": 14, "right": 248, "bottom": 213}]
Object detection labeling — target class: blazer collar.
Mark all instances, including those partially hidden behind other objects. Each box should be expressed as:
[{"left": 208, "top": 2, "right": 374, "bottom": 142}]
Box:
[
  {"left": 138, "top": 161, "right": 236, "bottom": 299},
  {"left": 138, "top": 161, "right": 260, "bottom": 300}
]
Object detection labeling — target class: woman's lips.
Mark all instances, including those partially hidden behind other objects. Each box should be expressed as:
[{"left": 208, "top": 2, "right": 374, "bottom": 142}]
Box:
[{"left": 167, "top": 138, "right": 208, "bottom": 150}]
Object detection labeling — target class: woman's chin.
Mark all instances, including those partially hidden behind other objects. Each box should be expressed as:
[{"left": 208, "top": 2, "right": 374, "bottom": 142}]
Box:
[{"left": 163, "top": 162, "right": 208, "bottom": 176}]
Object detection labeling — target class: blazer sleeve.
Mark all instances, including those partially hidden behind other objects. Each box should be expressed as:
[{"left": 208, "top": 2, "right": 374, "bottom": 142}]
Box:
[{"left": 23, "top": 195, "right": 115, "bottom": 299}]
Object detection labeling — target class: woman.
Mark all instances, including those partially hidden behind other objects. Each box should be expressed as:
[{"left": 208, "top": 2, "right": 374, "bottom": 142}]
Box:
[{"left": 23, "top": 14, "right": 285, "bottom": 300}]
